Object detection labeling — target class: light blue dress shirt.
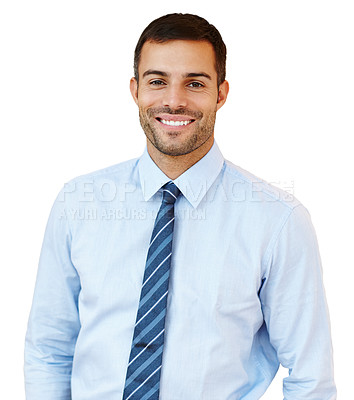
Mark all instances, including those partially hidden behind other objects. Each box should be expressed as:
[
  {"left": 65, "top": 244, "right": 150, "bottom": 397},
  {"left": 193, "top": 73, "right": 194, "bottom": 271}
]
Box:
[{"left": 25, "top": 141, "right": 336, "bottom": 399}]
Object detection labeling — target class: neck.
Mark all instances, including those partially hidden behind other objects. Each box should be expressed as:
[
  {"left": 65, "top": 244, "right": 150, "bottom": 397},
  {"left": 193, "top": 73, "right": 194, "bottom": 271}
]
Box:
[{"left": 147, "top": 136, "right": 214, "bottom": 180}]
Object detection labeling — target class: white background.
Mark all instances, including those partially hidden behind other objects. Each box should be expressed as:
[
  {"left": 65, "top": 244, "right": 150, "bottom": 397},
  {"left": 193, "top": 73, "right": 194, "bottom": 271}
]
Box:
[{"left": 1, "top": 0, "right": 353, "bottom": 398}]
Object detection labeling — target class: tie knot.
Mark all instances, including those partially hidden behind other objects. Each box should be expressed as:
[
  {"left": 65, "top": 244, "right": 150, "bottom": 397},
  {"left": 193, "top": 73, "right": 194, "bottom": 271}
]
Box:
[{"left": 162, "top": 181, "right": 181, "bottom": 204}]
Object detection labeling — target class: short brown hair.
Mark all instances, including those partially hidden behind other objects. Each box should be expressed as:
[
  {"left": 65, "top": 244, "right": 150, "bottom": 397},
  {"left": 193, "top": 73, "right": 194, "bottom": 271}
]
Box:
[{"left": 134, "top": 13, "right": 227, "bottom": 87}]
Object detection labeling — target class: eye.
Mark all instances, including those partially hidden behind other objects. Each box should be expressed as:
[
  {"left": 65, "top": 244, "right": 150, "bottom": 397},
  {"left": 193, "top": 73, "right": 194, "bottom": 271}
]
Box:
[
  {"left": 187, "top": 81, "right": 204, "bottom": 88},
  {"left": 150, "top": 79, "right": 166, "bottom": 86}
]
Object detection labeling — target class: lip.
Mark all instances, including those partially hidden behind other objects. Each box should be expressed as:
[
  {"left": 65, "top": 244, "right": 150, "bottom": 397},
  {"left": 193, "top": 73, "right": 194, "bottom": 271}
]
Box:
[
  {"left": 155, "top": 114, "right": 196, "bottom": 130},
  {"left": 155, "top": 114, "right": 196, "bottom": 122}
]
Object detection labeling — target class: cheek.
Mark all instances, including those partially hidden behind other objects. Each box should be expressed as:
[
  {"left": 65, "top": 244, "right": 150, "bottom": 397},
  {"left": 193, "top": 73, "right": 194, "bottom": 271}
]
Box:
[
  {"left": 137, "top": 90, "right": 160, "bottom": 107},
  {"left": 190, "top": 93, "right": 218, "bottom": 110}
]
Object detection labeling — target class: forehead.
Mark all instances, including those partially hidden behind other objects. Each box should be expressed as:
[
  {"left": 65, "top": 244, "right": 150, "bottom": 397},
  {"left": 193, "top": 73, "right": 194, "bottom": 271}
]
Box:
[{"left": 139, "top": 40, "right": 217, "bottom": 78}]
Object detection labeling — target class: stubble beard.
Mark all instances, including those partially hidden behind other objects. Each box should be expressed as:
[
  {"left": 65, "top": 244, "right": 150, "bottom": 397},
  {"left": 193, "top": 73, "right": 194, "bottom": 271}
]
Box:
[{"left": 139, "top": 106, "right": 217, "bottom": 157}]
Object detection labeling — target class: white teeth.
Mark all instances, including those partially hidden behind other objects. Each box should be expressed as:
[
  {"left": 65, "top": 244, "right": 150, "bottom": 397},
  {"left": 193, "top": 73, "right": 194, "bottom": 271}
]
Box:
[{"left": 160, "top": 119, "right": 192, "bottom": 126}]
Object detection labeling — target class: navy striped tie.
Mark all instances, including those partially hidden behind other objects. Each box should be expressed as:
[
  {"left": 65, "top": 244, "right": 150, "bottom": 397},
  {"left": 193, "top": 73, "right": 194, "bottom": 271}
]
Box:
[{"left": 123, "top": 181, "right": 181, "bottom": 400}]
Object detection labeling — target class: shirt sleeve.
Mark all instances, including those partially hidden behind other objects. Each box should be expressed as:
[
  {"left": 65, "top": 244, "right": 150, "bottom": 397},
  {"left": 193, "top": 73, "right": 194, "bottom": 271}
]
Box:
[
  {"left": 260, "top": 204, "right": 337, "bottom": 399},
  {"left": 24, "top": 187, "right": 81, "bottom": 400}
]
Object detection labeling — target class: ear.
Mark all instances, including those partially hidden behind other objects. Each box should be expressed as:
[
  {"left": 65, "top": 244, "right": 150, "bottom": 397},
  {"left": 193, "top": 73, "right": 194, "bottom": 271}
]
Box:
[
  {"left": 216, "top": 80, "right": 229, "bottom": 111},
  {"left": 130, "top": 77, "right": 139, "bottom": 105}
]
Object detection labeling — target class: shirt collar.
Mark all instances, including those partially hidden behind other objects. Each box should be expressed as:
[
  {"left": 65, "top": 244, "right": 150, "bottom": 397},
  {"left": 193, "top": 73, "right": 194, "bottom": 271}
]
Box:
[{"left": 138, "top": 141, "right": 225, "bottom": 208}]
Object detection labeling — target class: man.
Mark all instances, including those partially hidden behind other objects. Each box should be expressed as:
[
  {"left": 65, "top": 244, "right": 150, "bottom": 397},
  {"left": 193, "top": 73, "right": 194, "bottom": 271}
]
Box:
[{"left": 25, "top": 13, "right": 336, "bottom": 400}]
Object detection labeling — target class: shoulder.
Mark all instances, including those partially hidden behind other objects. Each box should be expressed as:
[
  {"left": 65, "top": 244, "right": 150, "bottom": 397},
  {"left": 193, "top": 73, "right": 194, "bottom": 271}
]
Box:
[
  {"left": 56, "top": 157, "right": 140, "bottom": 205},
  {"left": 70, "top": 157, "right": 139, "bottom": 184},
  {"left": 218, "top": 159, "right": 313, "bottom": 243},
  {"left": 222, "top": 159, "right": 301, "bottom": 212}
]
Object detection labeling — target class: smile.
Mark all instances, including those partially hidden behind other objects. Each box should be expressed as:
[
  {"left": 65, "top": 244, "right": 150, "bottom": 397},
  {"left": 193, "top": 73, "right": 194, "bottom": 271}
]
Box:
[
  {"left": 161, "top": 119, "right": 192, "bottom": 126},
  {"left": 156, "top": 118, "right": 194, "bottom": 127}
]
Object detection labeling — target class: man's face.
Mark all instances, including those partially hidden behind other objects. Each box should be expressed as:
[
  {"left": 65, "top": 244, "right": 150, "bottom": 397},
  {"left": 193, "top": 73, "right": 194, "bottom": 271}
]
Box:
[{"left": 130, "top": 40, "right": 228, "bottom": 157}]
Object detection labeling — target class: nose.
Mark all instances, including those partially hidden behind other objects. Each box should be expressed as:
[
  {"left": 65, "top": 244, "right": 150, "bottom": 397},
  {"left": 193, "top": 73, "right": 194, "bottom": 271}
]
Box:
[{"left": 162, "top": 84, "right": 187, "bottom": 109}]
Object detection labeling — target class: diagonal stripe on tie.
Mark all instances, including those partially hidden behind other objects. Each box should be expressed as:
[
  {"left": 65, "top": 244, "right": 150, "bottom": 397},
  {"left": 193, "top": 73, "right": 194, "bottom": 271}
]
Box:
[
  {"left": 138, "top": 269, "right": 169, "bottom": 312},
  {"left": 132, "top": 308, "right": 166, "bottom": 348},
  {"left": 139, "top": 381, "right": 160, "bottom": 400},
  {"left": 144, "top": 233, "right": 173, "bottom": 271},
  {"left": 123, "top": 181, "right": 181, "bottom": 400},
  {"left": 126, "top": 365, "right": 162, "bottom": 400},
  {"left": 141, "top": 253, "right": 171, "bottom": 291},
  {"left": 135, "top": 291, "right": 168, "bottom": 326},
  {"left": 149, "top": 217, "right": 175, "bottom": 248},
  {"left": 125, "top": 345, "right": 163, "bottom": 388},
  {"left": 128, "top": 329, "right": 165, "bottom": 366}
]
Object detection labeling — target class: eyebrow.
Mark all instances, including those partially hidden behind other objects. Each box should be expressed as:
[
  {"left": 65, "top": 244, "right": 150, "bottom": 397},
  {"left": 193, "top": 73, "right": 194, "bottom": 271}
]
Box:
[{"left": 142, "top": 69, "right": 212, "bottom": 80}]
